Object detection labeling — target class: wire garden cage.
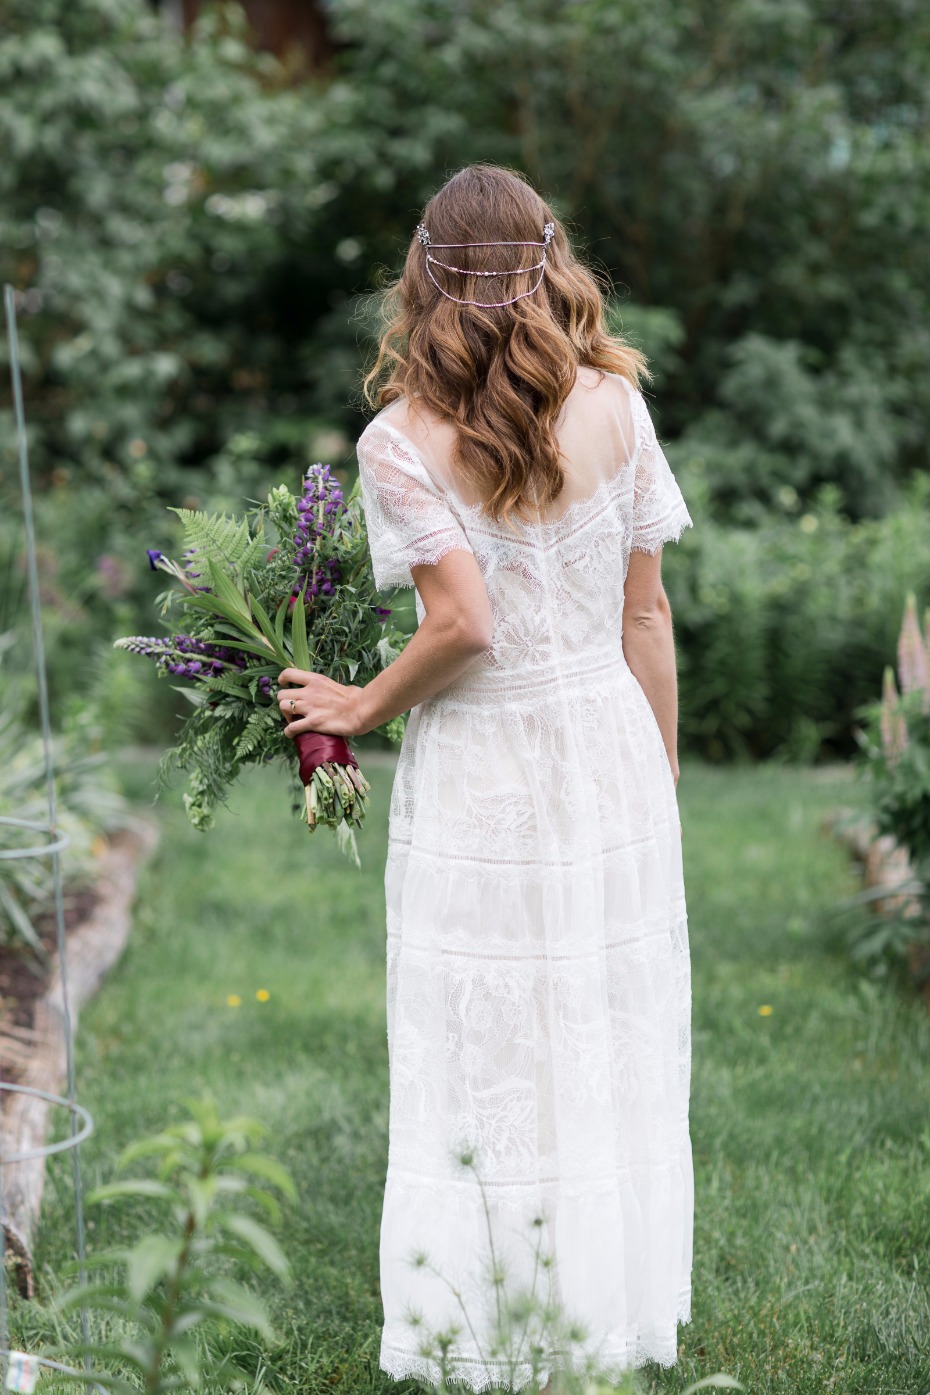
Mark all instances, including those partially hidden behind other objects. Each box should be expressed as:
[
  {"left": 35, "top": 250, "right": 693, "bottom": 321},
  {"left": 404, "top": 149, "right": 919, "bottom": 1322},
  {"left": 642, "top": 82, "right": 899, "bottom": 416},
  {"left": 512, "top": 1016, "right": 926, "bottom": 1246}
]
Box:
[{"left": 1, "top": 285, "right": 107, "bottom": 1395}]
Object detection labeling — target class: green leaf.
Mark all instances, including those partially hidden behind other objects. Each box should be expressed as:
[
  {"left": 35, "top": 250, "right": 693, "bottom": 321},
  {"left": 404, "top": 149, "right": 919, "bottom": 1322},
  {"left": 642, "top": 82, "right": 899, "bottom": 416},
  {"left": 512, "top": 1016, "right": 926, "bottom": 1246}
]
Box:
[
  {"left": 376, "top": 633, "right": 403, "bottom": 667},
  {"left": 214, "top": 1177, "right": 282, "bottom": 1225},
  {"left": 207, "top": 562, "right": 256, "bottom": 626},
  {"left": 218, "top": 1213, "right": 290, "bottom": 1278},
  {"left": 249, "top": 594, "right": 288, "bottom": 665},
  {"left": 0, "top": 884, "right": 44, "bottom": 953},
  {"left": 224, "top": 1152, "right": 297, "bottom": 1200},
  {"left": 199, "top": 1277, "right": 275, "bottom": 1341},
  {"left": 52, "top": 1286, "right": 136, "bottom": 1318},
  {"left": 275, "top": 594, "right": 289, "bottom": 651},
  {"left": 127, "top": 1234, "right": 184, "bottom": 1302},
  {"left": 87, "top": 1179, "right": 180, "bottom": 1205},
  {"left": 289, "top": 589, "right": 312, "bottom": 671},
  {"left": 170, "top": 685, "right": 208, "bottom": 706},
  {"left": 176, "top": 590, "right": 248, "bottom": 629}
]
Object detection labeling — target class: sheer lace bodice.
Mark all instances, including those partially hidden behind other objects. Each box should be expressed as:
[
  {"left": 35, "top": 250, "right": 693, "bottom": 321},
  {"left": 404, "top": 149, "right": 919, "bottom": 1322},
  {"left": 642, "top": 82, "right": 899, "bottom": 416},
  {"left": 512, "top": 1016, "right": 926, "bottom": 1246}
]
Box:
[
  {"left": 356, "top": 368, "right": 694, "bottom": 1390},
  {"left": 358, "top": 368, "right": 691, "bottom": 696}
]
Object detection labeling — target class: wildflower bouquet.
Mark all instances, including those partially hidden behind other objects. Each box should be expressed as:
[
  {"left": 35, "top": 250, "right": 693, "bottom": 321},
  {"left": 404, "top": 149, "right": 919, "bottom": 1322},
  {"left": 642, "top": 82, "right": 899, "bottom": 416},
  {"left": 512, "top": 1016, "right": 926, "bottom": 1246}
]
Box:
[{"left": 116, "top": 464, "right": 407, "bottom": 863}]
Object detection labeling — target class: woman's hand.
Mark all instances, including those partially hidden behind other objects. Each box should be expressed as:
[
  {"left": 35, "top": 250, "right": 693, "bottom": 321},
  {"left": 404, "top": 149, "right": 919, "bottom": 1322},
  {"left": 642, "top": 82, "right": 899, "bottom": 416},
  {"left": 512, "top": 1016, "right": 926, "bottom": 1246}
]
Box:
[{"left": 276, "top": 667, "right": 367, "bottom": 739}]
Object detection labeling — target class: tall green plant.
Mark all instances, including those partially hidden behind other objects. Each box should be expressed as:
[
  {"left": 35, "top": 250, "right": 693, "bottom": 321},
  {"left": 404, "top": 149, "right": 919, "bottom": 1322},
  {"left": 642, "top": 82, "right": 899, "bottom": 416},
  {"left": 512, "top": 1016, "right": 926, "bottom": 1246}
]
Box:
[
  {"left": 860, "top": 593, "right": 930, "bottom": 866},
  {"left": 839, "top": 593, "right": 930, "bottom": 985},
  {"left": 54, "top": 1099, "right": 295, "bottom": 1394}
]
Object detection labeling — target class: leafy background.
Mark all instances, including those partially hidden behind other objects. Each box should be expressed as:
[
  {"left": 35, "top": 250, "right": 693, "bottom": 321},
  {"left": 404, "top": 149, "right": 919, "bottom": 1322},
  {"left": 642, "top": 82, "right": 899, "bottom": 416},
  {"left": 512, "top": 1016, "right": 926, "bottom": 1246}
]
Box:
[{"left": 2, "top": 0, "right": 929, "bottom": 762}]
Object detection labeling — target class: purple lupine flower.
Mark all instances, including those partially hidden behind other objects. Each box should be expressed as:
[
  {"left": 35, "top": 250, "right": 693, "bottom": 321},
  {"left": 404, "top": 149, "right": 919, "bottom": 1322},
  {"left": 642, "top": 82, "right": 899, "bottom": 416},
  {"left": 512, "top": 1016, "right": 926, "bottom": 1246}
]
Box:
[
  {"left": 118, "top": 635, "right": 173, "bottom": 660},
  {"left": 292, "top": 463, "right": 345, "bottom": 594},
  {"left": 146, "top": 550, "right": 164, "bottom": 570},
  {"left": 114, "top": 633, "right": 238, "bottom": 678}
]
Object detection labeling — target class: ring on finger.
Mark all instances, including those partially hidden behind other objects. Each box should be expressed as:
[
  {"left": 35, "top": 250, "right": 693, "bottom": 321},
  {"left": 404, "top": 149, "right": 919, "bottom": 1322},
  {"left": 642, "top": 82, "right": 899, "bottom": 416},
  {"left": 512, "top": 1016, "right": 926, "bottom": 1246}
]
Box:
[{"left": 289, "top": 698, "right": 296, "bottom": 712}]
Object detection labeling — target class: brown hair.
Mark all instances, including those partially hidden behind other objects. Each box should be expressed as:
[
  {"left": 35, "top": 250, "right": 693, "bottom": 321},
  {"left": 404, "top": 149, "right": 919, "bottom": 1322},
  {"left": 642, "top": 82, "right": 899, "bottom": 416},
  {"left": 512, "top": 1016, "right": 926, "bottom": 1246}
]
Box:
[{"left": 364, "top": 164, "right": 648, "bottom": 526}]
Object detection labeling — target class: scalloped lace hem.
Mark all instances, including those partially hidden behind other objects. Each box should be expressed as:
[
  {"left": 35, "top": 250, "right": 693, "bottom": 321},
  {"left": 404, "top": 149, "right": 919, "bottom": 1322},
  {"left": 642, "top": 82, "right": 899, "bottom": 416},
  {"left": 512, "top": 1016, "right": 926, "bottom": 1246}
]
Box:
[
  {"left": 629, "top": 505, "right": 693, "bottom": 556},
  {"left": 380, "top": 1295, "right": 693, "bottom": 1390}
]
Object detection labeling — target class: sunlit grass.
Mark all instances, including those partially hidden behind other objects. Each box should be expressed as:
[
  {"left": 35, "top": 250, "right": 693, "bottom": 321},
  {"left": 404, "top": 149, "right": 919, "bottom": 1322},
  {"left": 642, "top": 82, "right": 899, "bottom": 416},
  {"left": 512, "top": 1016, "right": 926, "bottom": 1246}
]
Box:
[{"left": 24, "top": 759, "right": 930, "bottom": 1394}]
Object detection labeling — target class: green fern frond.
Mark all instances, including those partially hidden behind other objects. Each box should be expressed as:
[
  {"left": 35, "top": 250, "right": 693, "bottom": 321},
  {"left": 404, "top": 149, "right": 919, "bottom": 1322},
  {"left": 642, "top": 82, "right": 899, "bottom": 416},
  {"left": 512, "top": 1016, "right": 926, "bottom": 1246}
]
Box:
[
  {"left": 235, "top": 707, "right": 278, "bottom": 760},
  {"left": 171, "top": 509, "right": 256, "bottom": 570},
  {"left": 241, "top": 534, "right": 269, "bottom": 574},
  {"left": 201, "top": 673, "right": 254, "bottom": 701}
]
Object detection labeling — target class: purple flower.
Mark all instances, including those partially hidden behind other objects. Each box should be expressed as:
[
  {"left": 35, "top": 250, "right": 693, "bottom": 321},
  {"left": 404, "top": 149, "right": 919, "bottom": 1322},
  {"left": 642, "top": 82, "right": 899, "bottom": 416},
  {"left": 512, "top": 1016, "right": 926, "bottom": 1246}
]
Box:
[
  {"left": 292, "top": 463, "right": 345, "bottom": 590},
  {"left": 374, "top": 606, "right": 392, "bottom": 624},
  {"left": 146, "top": 550, "right": 164, "bottom": 570},
  {"left": 116, "top": 633, "right": 240, "bottom": 677}
]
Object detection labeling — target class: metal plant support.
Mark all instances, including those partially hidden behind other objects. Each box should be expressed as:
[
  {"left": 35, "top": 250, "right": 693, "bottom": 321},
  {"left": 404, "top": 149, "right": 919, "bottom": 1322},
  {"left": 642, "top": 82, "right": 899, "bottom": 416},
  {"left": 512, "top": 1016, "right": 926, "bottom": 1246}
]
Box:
[{"left": 0, "top": 286, "right": 99, "bottom": 1392}]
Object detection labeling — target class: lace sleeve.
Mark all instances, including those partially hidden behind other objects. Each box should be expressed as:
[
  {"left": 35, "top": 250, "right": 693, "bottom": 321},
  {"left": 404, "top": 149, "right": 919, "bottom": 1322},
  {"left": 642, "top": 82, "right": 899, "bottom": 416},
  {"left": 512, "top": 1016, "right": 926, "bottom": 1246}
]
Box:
[
  {"left": 629, "top": 390, "right": 693, "bottom": 554},
  {"left": 356, "top": 420, "right": 474, "bottom": 590}
]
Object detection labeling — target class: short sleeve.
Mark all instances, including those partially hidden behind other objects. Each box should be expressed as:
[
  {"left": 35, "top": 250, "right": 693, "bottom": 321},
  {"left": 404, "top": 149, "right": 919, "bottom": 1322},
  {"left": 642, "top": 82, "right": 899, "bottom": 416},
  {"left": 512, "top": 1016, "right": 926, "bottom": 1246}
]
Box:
[
  {"left": 629, "top": 389, "right": 693, "bottom": 553},
  {"left": 356, "top": 419, "right": 475, "bottom": 590}
]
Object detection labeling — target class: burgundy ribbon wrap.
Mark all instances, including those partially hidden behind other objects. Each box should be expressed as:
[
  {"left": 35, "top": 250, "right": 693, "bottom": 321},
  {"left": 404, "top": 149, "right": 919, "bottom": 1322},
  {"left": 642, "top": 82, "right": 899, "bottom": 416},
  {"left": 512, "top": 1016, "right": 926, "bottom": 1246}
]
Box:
[{"left": 294, "top": 730, "right": 358, "bottom": 785}]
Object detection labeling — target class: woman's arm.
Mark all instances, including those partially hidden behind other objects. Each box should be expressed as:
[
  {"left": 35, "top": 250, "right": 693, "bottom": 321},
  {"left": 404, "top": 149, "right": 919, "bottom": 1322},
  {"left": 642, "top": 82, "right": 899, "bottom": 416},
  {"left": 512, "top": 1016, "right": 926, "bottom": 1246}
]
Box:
[
  {"left": 277, "top": 549, "right": 492, "bottom": 738},
  {"left": 621, "top": 547, "right": 680, "bottom": 785}
]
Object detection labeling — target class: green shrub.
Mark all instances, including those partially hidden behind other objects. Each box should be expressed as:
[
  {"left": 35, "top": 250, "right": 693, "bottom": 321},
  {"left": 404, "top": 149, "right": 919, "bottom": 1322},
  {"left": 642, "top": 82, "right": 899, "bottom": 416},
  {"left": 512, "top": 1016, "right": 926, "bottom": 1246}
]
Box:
[
  {"left": 0, "top": 631, "right": 126, "bottom": 951},
  {"left": 830, "top": 595, "right": 930, "bottom": 986},
  {"left": 859, "top": 594, "right": 930, "bottom": 867},
  {"left": 663, "top": 475, "right": 930, "bottom": 760}
]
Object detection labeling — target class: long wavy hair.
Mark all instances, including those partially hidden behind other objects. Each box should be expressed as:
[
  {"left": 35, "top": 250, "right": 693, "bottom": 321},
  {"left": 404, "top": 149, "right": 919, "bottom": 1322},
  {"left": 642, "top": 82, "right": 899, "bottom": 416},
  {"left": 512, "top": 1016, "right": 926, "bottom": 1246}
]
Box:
[{"left": 364, "top": 164, "right": 648, "bottom": 526}]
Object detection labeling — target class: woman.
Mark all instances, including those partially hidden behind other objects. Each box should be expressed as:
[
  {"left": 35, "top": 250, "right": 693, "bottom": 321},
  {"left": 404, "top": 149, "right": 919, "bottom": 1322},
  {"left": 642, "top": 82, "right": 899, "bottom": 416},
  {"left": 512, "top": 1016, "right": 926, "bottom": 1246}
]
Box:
[{"left": 277, "top": 164, "right": 693, "bottom": 1388}]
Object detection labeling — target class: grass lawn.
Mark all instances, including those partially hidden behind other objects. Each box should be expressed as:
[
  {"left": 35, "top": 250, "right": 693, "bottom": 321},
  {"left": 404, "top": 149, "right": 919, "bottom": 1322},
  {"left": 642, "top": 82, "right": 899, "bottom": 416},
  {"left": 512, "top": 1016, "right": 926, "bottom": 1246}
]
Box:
[{"left": 21, "top": 759, "right": 930, "bottom": 1394}]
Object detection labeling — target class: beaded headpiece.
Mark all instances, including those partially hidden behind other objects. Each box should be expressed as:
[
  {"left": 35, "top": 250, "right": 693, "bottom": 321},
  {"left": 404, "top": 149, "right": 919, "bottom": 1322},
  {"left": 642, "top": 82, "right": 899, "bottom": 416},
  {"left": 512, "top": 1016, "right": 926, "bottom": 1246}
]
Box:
[{"left": 416, "top": 222, "right": 556, "bottom": 308}]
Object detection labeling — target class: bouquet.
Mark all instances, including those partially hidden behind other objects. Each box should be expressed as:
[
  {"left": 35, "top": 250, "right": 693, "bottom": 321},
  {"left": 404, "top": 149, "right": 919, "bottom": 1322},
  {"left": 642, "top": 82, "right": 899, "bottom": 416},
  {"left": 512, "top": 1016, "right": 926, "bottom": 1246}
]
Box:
[{"left": 116, "top": 463, "right": 407, "bottom": 864}]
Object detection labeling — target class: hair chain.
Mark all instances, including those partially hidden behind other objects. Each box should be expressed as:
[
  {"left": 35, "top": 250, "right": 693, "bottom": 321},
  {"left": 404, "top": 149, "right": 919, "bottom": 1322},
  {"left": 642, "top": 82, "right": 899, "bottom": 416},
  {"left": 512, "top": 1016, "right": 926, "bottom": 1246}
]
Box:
[{"left": 414, "top": 222, "right": 556, "bottom": 308}]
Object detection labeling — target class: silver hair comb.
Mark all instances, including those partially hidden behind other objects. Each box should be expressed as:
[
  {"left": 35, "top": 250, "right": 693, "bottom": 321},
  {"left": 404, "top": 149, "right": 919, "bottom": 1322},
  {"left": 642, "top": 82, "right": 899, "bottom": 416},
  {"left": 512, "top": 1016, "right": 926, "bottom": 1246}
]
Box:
[{"left": 415, "top": 222, "right": 556, "bottom": 308}]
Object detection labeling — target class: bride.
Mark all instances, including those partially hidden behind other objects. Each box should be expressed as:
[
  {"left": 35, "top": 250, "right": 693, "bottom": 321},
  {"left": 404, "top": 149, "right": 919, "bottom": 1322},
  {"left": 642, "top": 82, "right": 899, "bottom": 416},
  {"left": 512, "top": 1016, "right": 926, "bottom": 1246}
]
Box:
[{"left": 277, "top": 162, "right": 694, "bottom": 1389}]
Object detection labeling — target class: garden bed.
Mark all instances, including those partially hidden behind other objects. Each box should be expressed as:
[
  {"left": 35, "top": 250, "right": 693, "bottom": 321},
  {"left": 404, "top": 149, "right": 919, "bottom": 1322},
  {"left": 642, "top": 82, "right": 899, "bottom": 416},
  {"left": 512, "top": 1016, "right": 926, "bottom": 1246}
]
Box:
[
  {"left": 827, "top": 808, "right": 930, "bottom": 1008},
  {"left": 0, "top": 886, "right": 100, "bottom": 1082},
  {"left": 0, "top": 821, "right": 158, "bottom": 1295}
]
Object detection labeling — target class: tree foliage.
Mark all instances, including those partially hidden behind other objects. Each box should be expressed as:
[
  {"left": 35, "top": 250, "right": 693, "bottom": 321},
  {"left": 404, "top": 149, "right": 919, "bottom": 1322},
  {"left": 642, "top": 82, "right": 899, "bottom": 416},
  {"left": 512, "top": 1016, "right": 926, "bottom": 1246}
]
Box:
[
  {"left": 3, "top": 0, "right": 929, "bottom": 760},
  {"left": 3, "top": 0, "right": 929, "bottom": 518}
]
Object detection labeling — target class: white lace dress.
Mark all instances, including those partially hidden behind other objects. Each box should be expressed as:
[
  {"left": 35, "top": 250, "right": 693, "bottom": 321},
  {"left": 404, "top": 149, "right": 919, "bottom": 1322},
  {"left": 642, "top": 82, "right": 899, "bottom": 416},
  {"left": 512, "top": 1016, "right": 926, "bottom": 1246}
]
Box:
[{"left": 356, "top": 368, "right": 694, "bottom": 1390}]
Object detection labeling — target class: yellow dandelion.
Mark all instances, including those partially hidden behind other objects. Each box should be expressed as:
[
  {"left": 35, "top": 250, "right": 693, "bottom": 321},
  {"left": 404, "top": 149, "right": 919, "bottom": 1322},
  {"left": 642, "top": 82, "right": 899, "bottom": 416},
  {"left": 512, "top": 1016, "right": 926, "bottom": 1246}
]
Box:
[
  {"left": 256, "top": 989, "right": 270, "bottom": 1002},
  {"left": 758, "top": 1004, "right": 774, "bottom": 1016},
  {"left": 226, "top": 994, "right": 242, "bottom": 1008}
]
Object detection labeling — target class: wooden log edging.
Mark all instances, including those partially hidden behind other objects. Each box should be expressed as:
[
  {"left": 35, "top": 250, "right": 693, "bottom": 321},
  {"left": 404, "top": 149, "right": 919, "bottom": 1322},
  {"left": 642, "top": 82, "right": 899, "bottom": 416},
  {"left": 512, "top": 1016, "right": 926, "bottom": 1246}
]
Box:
[
  {"left": 1, "top": 817, "right": 159, "bottom": 1296},
  {"left": 825, "top": 808, "right": 921, "bottom": 912},
  {"left": 825, "top": 807, "right": 930, "bottom": 1006}
]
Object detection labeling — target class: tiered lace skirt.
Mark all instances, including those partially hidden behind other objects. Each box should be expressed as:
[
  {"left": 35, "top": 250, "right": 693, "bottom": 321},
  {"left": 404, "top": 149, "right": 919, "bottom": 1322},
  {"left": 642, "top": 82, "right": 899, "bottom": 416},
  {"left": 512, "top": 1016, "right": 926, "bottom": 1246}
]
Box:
[{"left": 378, "top": 654, "right": 693, "bottom": 1389}]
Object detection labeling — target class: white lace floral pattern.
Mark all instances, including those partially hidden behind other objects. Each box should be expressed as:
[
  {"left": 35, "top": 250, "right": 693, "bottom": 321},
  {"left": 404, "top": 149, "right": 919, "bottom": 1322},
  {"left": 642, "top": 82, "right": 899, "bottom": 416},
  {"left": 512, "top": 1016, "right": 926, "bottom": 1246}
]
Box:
[{"left": 356, "top": 371, "right": 694, "bottom": 1389}]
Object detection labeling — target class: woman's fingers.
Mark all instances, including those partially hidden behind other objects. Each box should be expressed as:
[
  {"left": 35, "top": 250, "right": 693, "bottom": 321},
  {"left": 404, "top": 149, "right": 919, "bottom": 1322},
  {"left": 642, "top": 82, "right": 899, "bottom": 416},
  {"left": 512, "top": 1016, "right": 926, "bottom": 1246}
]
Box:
[
  {"left": 278, "top": 666, "right": 313, "bottom": 686},
  {"left": 283, "top": 715, "right": 320, "bottom": 737}
]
